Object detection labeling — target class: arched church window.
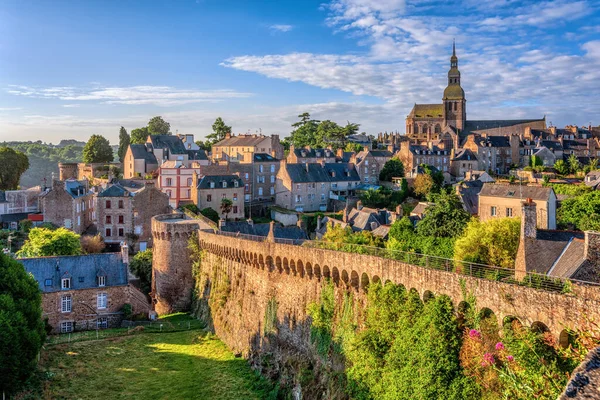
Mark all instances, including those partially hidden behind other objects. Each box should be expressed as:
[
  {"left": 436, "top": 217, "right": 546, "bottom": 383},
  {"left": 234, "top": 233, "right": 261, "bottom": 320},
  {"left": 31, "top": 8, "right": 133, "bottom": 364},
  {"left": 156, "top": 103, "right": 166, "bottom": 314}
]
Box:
[{"left": 453, "top": 102, "right": 457, "bottom": 111}]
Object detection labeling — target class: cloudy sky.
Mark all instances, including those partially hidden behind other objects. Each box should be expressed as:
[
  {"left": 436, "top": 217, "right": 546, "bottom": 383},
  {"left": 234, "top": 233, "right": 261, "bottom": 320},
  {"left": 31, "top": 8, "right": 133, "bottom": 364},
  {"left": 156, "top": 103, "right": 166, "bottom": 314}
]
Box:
[{"left": 0, "top": 0, "right": 599, "bottom": 144}]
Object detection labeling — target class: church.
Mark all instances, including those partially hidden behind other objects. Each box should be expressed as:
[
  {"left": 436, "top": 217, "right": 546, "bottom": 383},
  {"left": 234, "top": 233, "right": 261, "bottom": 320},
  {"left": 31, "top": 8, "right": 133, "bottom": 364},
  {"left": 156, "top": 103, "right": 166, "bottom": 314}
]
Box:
[{"left": 405, "top": 43, "right": 546, "bottom": 148}]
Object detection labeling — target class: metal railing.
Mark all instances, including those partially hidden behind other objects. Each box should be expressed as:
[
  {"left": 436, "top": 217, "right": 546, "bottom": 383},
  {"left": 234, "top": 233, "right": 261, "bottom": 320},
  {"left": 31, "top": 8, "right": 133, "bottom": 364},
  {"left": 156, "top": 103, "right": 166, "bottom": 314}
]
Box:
[{"left": 205, "top": 230, "right": 600, "bottom": 294}]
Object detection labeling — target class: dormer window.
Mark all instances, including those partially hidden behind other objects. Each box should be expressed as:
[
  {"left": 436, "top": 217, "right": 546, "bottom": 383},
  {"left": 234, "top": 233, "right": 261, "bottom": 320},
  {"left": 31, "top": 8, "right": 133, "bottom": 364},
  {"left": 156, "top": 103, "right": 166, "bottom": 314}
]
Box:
[
  {"left": 61, "top": 278, "right": 71, "bottom": 290},
  {"left": 98, "top": 275, "right": 106, "bottom": 287},
  {"left": 210, "top": 182, "right": 215, "bottom": 189},
  {"left": 222, "top": 181, "right": 227, "bottom": 188},
  {"left": 234, "top": 181, "right": 239, "bottom": 188}
]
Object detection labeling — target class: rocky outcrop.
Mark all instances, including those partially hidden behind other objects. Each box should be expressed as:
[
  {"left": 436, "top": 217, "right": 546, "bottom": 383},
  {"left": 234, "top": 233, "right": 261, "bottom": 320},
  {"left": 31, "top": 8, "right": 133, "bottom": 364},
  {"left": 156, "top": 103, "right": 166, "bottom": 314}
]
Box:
[{"left": 561, "top": 347, "right": 600, "bottom": 399}]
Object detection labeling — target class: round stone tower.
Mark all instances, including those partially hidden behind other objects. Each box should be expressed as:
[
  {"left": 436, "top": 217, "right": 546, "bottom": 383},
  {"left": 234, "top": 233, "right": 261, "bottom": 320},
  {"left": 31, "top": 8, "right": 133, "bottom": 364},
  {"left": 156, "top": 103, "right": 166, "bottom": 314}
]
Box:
[
  {"left": 151, "top": 214, "right": 200, "bottom": 315},
  {"left": 58, "top": 162, "right": 78, "bottom": 180}
]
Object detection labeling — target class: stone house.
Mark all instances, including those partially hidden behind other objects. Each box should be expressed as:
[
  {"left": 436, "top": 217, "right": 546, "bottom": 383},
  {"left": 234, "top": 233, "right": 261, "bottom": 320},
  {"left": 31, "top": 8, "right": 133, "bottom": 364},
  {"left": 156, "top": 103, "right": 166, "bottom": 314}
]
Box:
[
  {"left": 20, "top": 250, "right": 151, "bottom": 334},
  {"left": 478, "top": 183, "right": 557, "bottom": 229},
  {"left": 450, "top": 148, "right": 478, "bottom": 179},
  {"left": 275, "top": 161, "right": 360, "bottom": 212},
  {"left": 212, "top": 133, "right": 284, "bottom": 162},
  {"left": 39, "top": 179, "right": 94, "bottom": 234},
  {"left": 286, "top": 146, "right": 337, "bottom": 164},
  {"left": 191, "top": 174, "right": 245, "bottom": 220},
  {"left": 514, "top": 199, "right": 600, "bottom": 282},
  {"left": 463, "top": 134, "right": 520, "bottom": 174},
  {"left": 584, "top": 170, "right": 600, "bottom": 190},
  {"left": 397, "top": 142, "right": 451, "bottom": 175},
  {"left": 123, "top": 143, "right": 159, "bottom": 179},
  {"left": 351, "top": 148, "right": 393, "bottom": 185},
  {"left": 97, "top": 181, "right": 169, "bottom": 251}
]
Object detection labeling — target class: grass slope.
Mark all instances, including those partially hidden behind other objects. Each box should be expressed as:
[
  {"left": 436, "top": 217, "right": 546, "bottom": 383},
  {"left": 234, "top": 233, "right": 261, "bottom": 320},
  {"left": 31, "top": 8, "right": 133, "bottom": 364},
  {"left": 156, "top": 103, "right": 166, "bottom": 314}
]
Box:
[{"left": 39, "top": 330, "right": 271, "bottom": 400}]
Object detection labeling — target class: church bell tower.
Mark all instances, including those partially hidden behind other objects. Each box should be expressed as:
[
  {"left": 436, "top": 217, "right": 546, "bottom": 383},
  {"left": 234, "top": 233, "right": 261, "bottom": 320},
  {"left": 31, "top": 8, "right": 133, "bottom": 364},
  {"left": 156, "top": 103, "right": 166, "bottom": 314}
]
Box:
[{"left": 443, "top": 41, "right": 466, "bottom": 131}]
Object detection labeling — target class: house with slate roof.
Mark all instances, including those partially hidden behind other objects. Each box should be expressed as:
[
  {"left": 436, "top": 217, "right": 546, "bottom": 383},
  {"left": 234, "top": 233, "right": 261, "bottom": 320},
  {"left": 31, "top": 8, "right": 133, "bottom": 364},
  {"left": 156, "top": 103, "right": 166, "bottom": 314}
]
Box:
[
  {"left": 398, "top": 141, "right": 451, "bottom": 176},
  {"left": 478, "top": 183, "right": 557, "bottom": 229},
  {"left": 450, "top": 148, "right": 478, "bottom": 179},
  {"left": 219, "top": 219, "right": 308, "bottom": 243},
  {"left": 191, "top": 174, "right": 245, "bottom": 220},
  {"left": 350, "top": 148, "right": 393, "bottom": 185},
  {"left": 39, "top": 179, "right": 94, "bottom": 234},
  {"left": 515, "top": 199, "right": 600, "bottom": 283},
  {"left": 0, "top": 187, "right": 41, "bottom": 229},
  {"left": 287, "top": 145, "right": 337, "bottom": 164},
  {"left": 463, "top": 134, "right": 520, "bottom": 174},
  {"left": 20, "top": 250, "right": 151, "bottom": 333},
  {"left": 97, "top": 181, "right": 169, "bottom": 251},
  {"left": 212, "top": 133, "right": 284, "bottom": 163},
  {"left": 275, "top": 161, "right": 360, "bottom": 212},
  {"left": 584, "top": 170, "right": 600, "bottom": 190}
]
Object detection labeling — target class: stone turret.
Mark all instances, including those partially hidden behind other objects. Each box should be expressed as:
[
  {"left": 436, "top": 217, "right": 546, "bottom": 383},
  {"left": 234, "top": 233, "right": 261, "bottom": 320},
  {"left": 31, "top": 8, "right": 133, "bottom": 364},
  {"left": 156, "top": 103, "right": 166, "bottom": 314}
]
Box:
[
  {"left": 151, "top": 214, "right": 200, "bottom": 315},
  {"left": 58, "top": 162, "right": 78, "bottom": 180}
]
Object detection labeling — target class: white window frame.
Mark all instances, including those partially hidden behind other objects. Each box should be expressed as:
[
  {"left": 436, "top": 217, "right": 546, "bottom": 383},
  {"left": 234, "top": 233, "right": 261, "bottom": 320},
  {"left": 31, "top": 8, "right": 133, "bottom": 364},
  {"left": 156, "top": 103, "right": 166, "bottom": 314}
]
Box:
[
  {"left": 60, "top": 321, "right": 73, "bottom": 333},
  {"left": 491, "top": 206, "right": 497, "bottom": 217},
  {"left": 98, "top": 275, "right": 106, "bottom": 287},
  {"left": 97, "top": 317, "right": 108, "bottom": 329},
  {"left": 258, "top": 187, "right": 263, "bottom": 196},
  {"left": 270, "top": 186, "right": 275, "bottom": 195},
  {"left": 270, "top": 164, "right": 275, "bottom": 173},
  {"left": 61, "top": 278, "right": 71, "bottom": 289},
  {"left": 61, "top": 294, "right": 72, "bottom": 313},
  {"left": 270, "top": 175, "right": 275, "bottom": 183},
  {"left": 97, "top": 293, "right": 107, "bottom": 309}
]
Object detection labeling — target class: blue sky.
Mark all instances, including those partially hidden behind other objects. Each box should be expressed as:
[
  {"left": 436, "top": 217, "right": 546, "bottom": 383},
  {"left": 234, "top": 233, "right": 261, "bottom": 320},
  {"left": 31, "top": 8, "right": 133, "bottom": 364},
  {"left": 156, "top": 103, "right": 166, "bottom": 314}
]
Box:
[{"left": 1, "top": 0, "right": 599, "bottom": 144}]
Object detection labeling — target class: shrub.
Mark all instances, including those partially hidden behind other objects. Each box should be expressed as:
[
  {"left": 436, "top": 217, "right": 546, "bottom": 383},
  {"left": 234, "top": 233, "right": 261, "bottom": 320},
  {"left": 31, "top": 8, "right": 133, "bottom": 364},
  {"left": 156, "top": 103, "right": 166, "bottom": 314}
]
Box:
[
  {"left": 200, "top": 207, "right": 219, "bottom": 223},
  {"left": 80, "top": 234, "right": 106, "bottom": 254}
]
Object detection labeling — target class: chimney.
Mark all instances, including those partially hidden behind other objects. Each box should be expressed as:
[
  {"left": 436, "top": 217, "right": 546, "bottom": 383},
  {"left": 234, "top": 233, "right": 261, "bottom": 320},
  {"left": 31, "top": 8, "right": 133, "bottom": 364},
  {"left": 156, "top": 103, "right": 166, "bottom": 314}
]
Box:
[
  {"left": 225, "top": 132, "right": 231, "bottom": 139},
  {"left": 584, "top": 231, "right": 600, "bottom": 264},
  {"left": 395, "top": 204, "right": 403, "bottom": 217},
  {"left": 370, "top": 221, "right": 378, "bottom": 231},
  {"left": 218, "top": 218, "right": 226, "bottom": 229},
  {"left": 342, "top": 204, "right": 349, "bottom": 223},
  {"left": 247, "top": 218, "right": 253, "bottom": 227},
  {"left": 296, "top": 217, "right": 307, "bottom": 232},
  {"left": 120, "top": 242, "right": 129, "bottom": 265},
  {"left": 305, "top": 163, "right": 310, "bottom": 172},
  {"left": 266, "top": 220, "right": 276, "bottom": 242},
  {"left": 521, "top": 198, "right": 537, "bottom": 239},
  {"left": 357, "top": 200, "right": 363, "bottom": 210},
  {"left": 337, "top": 148, "right": 344, "bottom": 158},
  {"left": 316, "top": 215, "right": 322, "bottom": 231}
]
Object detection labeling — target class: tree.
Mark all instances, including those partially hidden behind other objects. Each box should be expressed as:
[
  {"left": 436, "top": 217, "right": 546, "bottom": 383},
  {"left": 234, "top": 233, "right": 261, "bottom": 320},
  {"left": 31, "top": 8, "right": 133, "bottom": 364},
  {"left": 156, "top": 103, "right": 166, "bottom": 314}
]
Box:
[
  {"left": 147, "top": 116, "right": 171, "bottom": 135},
  {"left": 416, "top": 192, "right": 471, "bottom": 238},
  {"left": 80, "top": 234, "right": 106, "bottom": 254},
  {"left": 558, "top": 191, "right": 600, "bottom": 231},
  {"left": 530, "top": 155, "right": 543, "bottom": 171},
  {"left": 568, "top": 154, "right": 581, "bottom": 174},
  {"left": 16, "top": 227, "right": 82, "bottom": 258},
  {"left": 130, "top": 127, "right": 149, "bottom": 144},
  {"left": 117, "top": 126, "right": 130, "bottom": 162},
  {"left": 220, "top": 198, "right": 233, "bottom": 220},
  {"left": 129, "top": 249, "right": 152, "bottom": 294},
  {"left": 0, "top": 253, "right": 46, "bottom": 396},
  {"left": 454, "top": 218, "right": 521, "bottom": 268},
  {"left": 0, "top": 147, "right": 29, "bottom": 190},
  {"left": 205, "top": 117, "right": 232, "bottom": 146},
  {"left": 554, "top": 159, "right": 568, "bottom": 175},
  {"left": 345, "top": 142, "right": 364, "bottom": 152},
  {"left": 200, "top": 207, "right": 219, "bottom": 223},
  {"left": 414, "top": 174, "right": 434, "bottom": 198},
  {"left": 379, "top": 159, "right": 405, "bottom": 182},
  {"left": 82, "top": 134, "right": 114, "bottom": 163}
]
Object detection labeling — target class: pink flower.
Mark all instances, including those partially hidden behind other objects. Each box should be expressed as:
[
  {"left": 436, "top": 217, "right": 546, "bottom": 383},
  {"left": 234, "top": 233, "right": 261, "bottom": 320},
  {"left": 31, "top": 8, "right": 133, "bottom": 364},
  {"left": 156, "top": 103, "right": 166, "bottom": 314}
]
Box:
[
  {"left": 469, "top": 329, "right": 481, "bottom": 339},
  {"left": 506, "top": 355, "right": 514, "bottom": 362},
  {"left": 495, "top": 342, "right": 505, "bottom": 350},
  {"left": 482, "top": 352, "right": 495, "bottom": 366}
]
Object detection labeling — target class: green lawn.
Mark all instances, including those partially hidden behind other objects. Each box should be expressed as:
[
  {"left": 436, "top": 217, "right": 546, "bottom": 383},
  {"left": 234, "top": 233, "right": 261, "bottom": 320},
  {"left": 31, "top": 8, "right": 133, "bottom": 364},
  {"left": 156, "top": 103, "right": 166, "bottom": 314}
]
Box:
[{"left": 38, "top": 329, "right": 273, "bottom": 400}]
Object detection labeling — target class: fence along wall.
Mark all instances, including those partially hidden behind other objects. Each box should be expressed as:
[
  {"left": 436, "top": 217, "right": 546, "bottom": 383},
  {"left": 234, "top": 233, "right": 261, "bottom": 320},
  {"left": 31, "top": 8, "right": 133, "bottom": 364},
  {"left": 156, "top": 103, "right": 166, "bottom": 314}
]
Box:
[{"left": 196, "top": 230, "right": 600, "bottom": 345}]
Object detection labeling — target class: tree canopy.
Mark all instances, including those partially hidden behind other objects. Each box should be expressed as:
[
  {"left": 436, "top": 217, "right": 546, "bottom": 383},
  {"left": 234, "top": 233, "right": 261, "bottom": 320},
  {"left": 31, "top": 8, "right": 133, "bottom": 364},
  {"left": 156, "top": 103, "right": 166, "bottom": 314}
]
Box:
[
  {"left": 0, "top": 147, "right": 29, "bottom": 190},
  {"left": 147, "top": 116, "right": 171, "bottom": 135},
  {"left": 454, "top": 217, "right": 521, "bottom": 268},
  {"left": 0, "top": 253, "right": 46, "bottom": 396},
  {"left": 130, "top": 127, "right": 149, "bottom": 145},
  {"left": 282, "top": 112, "right": 360, "bottom": 150},
  {"left": 82, "top": 134, "right": 114, "bottom": 164},
  {"left": 16, "top": 227, "right": 82, "bottom": 258},
  {"left": 558, "top": 190, "right": 600, "bottom": 231},
  {"left": 220, "top": 198, "right": 233, "bottom": 220},
  {"left": 117, "top": 126, "right": 130, "bottom": 162},
  {"left": 129, "top": 249, "right": 152, "bottom": 295},
  {"left": 379, "top": 159, "right": 405, "bottom": 182},
  {"left": 554, "top": 159, "right": 569, "bottom": 175},
  {"left": 416, "top": 192, "right": 471, "bottom": 238},
  {"left": 205, "top": 117, "right": 232, "bottom": 147}
]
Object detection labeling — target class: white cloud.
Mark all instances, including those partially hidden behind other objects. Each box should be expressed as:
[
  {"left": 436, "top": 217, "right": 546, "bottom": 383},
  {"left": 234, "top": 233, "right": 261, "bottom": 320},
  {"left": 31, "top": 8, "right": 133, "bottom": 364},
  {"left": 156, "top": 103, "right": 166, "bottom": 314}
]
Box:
[
  {"left": 6, "top": 85, "right": 253, "bottom": 106},
  {"left": 62, "top": 104, "right": 80, "bottom": 108},
  {"left": 269, "top": 24, "right": 293, "bottom": 33}
]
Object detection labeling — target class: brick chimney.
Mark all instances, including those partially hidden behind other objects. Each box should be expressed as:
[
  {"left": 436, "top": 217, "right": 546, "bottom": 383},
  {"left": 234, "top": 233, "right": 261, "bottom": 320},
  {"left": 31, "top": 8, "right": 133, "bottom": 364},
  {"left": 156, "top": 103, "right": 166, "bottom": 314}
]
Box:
[
  {"left": 521, "top": 198, "right": 537, "bottom": 238},
  {"left": 266, "top": 220, "right": 275, "bottom": 242},
  {"left": 120, "top": 242, "right": 129, "bottom": 265},
  {"left": 316, "top": 215, "right": 322, "bottom": 231}
]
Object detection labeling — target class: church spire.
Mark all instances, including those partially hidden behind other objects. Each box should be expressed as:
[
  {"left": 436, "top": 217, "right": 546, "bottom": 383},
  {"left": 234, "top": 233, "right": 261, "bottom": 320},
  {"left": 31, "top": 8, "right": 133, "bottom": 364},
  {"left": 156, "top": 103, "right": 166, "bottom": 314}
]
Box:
[{"left": 452, "top": 39, "right": 456, "bottom": 57}]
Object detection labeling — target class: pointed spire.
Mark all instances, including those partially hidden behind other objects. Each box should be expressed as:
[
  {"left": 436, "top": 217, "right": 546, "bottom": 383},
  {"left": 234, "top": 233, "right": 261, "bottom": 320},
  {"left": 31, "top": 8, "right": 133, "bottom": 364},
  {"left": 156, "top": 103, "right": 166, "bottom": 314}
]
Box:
[{"left": 452, "top": 39, "right": 456, "bottom": 57}]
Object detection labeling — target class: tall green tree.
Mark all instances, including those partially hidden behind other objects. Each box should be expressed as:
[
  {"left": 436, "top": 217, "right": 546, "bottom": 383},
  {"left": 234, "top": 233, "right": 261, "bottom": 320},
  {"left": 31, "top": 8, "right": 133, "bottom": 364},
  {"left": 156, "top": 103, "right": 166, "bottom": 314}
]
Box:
[
  {"left": 379, "top": 159, "right": 405, "bottom": 182},
  {"left": 206, "top": 117, "right": 232, "bottom": 146},
  {"left": 130, "top": 127, "right": 149, "bottom": 144},
  {"left": 0, "top": 253, "right": 46, "bottom": 397},
  {"left": 147, "top": 116, "right": 171, "bottom": 135},
  {"left": 220, "top": 198, "right": 233, "bottom": 220},
  {"left": 129, "top": 249, "right": 152, "bottom": 294},
  {"left": 568, "top": 154, "right": 581, "bottom": 174},
  {"left": 82, "top": 134, "right": 114, "bottom": 163},
  {"left": 17, "top": 227, "right": 82, "bottom": 258},
  {"left": 117, "top": 126, "right": 130, "bottom": 162},
  {"left": 416, "top": 192, "right": 471, "bottom": 238},
  {"left": 283, "top": 113, "right": 360, "bottom": 150},
  {"left": 0, "top": 147, "right": 29, "bottom": 190}
]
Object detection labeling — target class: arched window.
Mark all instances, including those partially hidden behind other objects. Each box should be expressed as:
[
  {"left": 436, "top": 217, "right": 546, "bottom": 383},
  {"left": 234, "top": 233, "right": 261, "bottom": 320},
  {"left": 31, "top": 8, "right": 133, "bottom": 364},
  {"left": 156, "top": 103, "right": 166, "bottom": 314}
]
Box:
[
  {"left": 454, "top": 102, "right": 458, "bottom": 111},
  {"left": 435, "top": 124, "right": 441, "bottom": 134},
  {"left": 422, "top": 125, "right": 428, "bottom": 134}
]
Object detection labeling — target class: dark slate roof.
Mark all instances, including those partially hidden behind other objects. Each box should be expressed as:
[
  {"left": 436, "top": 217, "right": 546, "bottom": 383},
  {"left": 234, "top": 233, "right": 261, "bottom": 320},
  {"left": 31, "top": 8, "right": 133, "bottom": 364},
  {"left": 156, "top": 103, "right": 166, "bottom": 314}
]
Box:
[
  {"left": 479, "top": 183, "right": 554, "bottom": 201},
  {"left": 370, "top": 150, "right": 393, "bottom": 158},
  {"left": 285, "top": 163, "right": 360, "bottom": 183},
  {"left": 456, "top": 180, "right": 483, "bottom": 215},
  {"left": 20, "top": 253, "right": 128, "bottom": 293},
  {"left": 129, "top": 144, "right": 158, "bottom": 163},
  {"left": 149, "top": 135, "right": 187, "bottom": 155},
  {"left": 526, "top": 231, "right": 584, "bottom": 274},
  {"left": 540, "top": 140, "right": 563, "bottom": 151},
  {"left": 548, "top": 237, "right": 587, "bottom": 278},
  {"left": 530, "top": 129, "right": 555, "bottom": 140},
  {"left": 221, "top": 222, "right": 308, "bottom": 240},
  {"left": 117, "top": 179, "right": 150, "bottom": 192},
  {"left": 347, "top": 134, "right": 371, "bottom": 144},
  {"left": 371, "top": 225, "right": 390, "bottom": 239},
  {"left": 98, "top": 184, "right": 130, "bottom": 198},
  {"left": 0, "top": 212, "right": 30, "bottom": 223},
  {"left": 197, "top": 175, "right": 243, "bottom": 189},
  {"left": 292, "top": 148, "right": 336, "bottom": 159},
  {"left": 452, "top": 148, "right": 478, "bottom": 161},
  {"left": 188, "top": 149, "right": 208, "bottom": 161},
  {"left": 409, "top": 144, "right": 449, "bottom": 155},
  {"left": 464, "top": 118, "right": 545, "bottom": 134},
  {"left": 562, "top": 139, "right": 588, "bottom": 150},
  {"left": 473, "top": 135, "right": 511, "bottom": 147},
  {"left": 254, "top": 153, "right": 278, "bottom": 162},
  {"left": 214, "top": 134, "right": 268, "bottom": 147},
  {"left": 65, "top": 180, "right": 90, "bottom": 199},
  {"left": 347, "top": 208, "right": 380, "bottom": 231},
  {"left": 338, "top": 152, "right": 355, "bottom": 163}
]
